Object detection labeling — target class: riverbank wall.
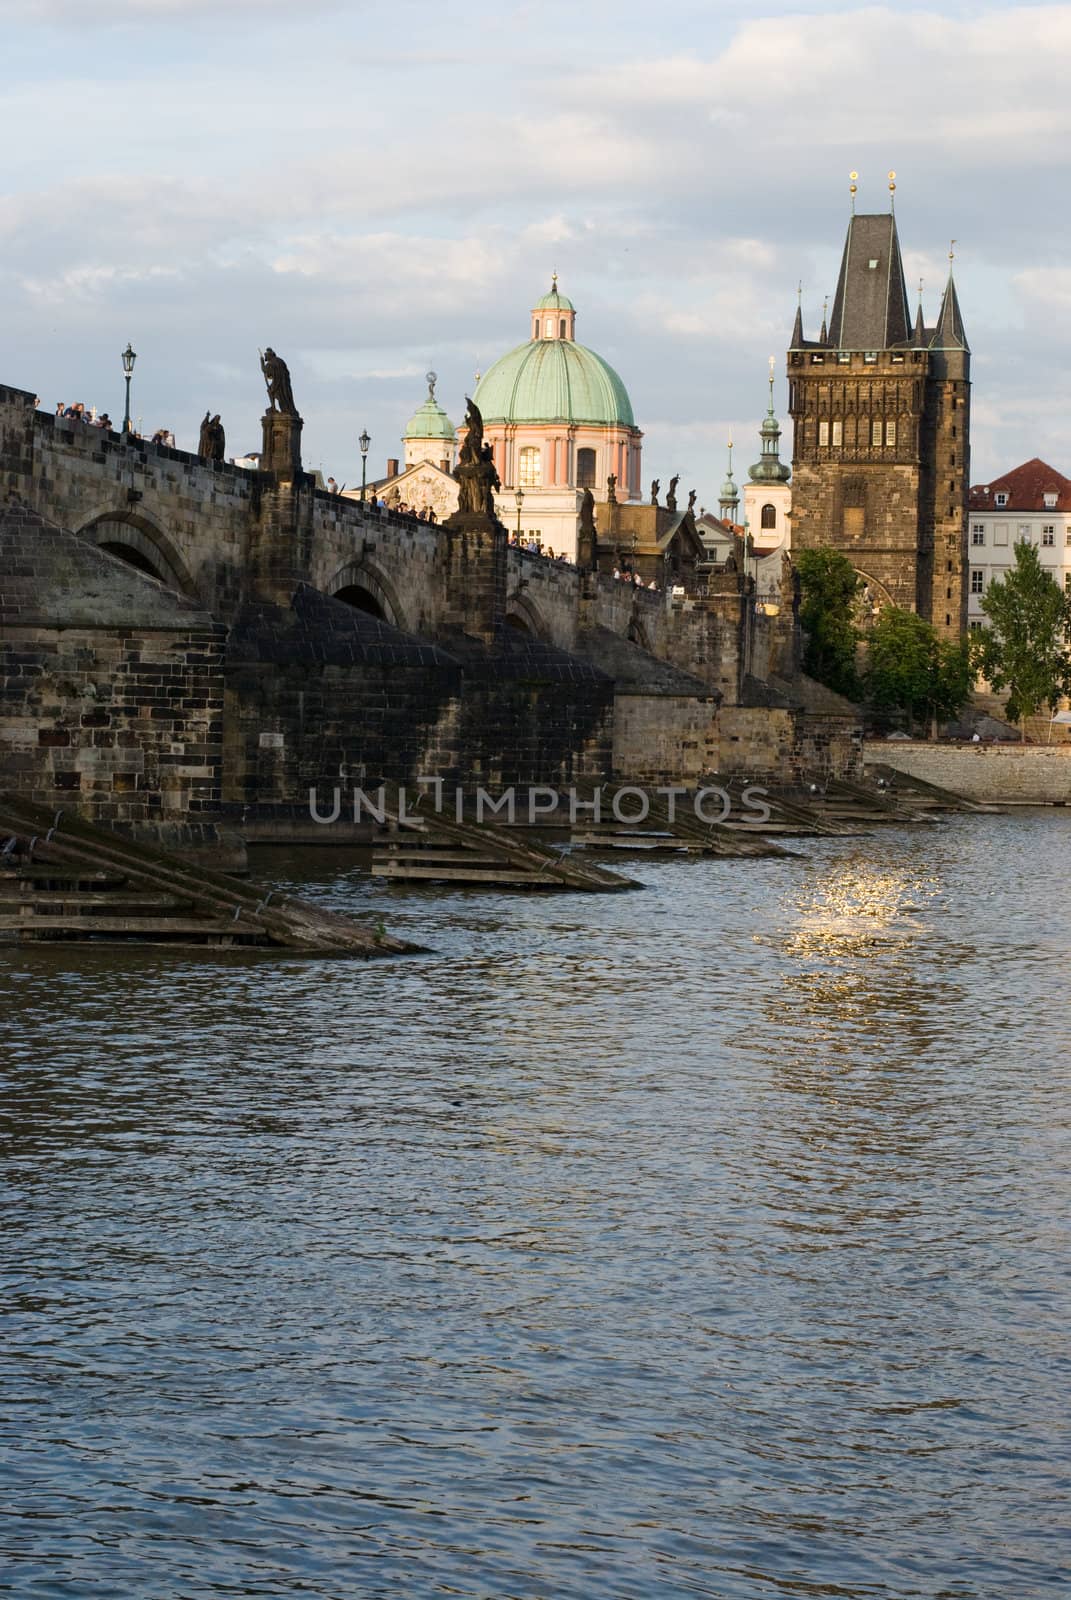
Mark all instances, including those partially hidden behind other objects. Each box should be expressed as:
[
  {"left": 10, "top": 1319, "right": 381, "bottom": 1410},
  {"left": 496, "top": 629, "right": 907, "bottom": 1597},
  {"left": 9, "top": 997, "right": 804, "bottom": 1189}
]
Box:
[{"left": 864, "top": 741, "right": 1071, "bottom": 803}]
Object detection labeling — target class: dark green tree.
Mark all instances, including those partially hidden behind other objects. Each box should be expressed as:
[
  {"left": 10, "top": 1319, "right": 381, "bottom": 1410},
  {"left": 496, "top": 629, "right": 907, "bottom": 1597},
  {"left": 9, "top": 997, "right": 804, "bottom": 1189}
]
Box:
[
  {"left": 865, "top": 607, "right": 973, "bottom": 735},
  {"left": 976, "top": 540, "right": 1071, "bottom": 739},
  {"left": 796, "top": 547, "right": 860, "bottom": 697}
]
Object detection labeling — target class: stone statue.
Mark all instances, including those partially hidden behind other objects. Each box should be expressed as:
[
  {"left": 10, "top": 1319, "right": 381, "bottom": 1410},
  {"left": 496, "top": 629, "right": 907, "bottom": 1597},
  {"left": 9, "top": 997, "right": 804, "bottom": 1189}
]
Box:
[
  {"left": 260, "top": 347, "right": 297, "bottom": 416},
  {"left": 209, "top": 414, "right": 226, "bottom": 463},
  {"left": 687, "top": 488, "right": 697, "bottom": 513},
  {"left": 577, "top": 487, "right": 597, "bottom": 572},
  {"left": 197, "top": 411, "right": 212, "bottom": 457},
  {"left": 454, "top": 396, "right": 499, "bottom": 519},
  {"left": 606, "top": 473, "right": 617, "bottom": 504},
  {"left": 667, "top": 474, "right": 679, "bottom": 511},
  {"left": 650, "top": 479, "right": 660, "bottom": 506}
]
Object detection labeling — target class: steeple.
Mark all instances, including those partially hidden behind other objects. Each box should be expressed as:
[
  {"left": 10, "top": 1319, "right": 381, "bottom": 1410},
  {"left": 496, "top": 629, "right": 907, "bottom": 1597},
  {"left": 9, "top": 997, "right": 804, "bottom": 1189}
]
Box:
[
  {"left": 748, "top": 359, "right": 791, "bottom": 484},
  {"left": 790, "top": 282, "right": 804, "bottom": 349},
  {"left": 931, "top": 268, "right": 969, "bottom": 351},
  {"left": 913, "top": 278, "right": 926, "bottom": 345},
  {"left": 827, "top": 212, "right": 912, "bottom": 349},
  {"left": 719, "top": 440, "right": 739, "bottom": 520}
]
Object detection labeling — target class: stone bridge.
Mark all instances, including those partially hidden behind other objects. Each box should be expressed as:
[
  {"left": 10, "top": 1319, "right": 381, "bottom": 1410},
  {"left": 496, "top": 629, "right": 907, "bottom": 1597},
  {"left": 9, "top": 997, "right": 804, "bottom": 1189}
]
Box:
[{"left": 1, "top": 383, "right": 856, "bottom": 838}]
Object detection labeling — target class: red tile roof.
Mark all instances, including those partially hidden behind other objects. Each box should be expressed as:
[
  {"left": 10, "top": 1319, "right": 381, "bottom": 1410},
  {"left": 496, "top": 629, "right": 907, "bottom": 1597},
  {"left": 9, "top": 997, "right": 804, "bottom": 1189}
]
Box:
[{"left": 969, "top": 458, "right": 1071, "bottom": 512}]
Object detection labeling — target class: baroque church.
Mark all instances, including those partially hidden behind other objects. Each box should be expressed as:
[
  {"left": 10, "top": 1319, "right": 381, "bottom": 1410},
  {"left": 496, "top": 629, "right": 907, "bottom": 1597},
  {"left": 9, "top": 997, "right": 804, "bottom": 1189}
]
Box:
[{"left": 787, "top": 191, "right": 970, "bottom": 638}]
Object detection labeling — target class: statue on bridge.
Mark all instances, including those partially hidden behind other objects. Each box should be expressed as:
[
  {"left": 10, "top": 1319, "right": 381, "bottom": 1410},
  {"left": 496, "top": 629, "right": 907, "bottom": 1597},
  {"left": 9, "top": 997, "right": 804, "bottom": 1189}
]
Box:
[
  {"left": 454, "top": 397, "right": 500, "bottom": 519},
  {"left": 666, "top": 474, "right": 679, "bottom": 511},
  {"left": 260, "top": 348, "right": 298, "bottom": 417},
  {"left": 577, "top": 487, "right": 598, "bottom": 573},
  {"left": 606, "top": 472, "right": 617, "bottom": 504},
  {"left": 198, "top": 411, "right": 226, "bottom": 462},
  {"left": 650, "top": 479, "right": 660, "bottom": 506},
  {"left": 687, "top": 487, "right": 697, "bottom": 514}
]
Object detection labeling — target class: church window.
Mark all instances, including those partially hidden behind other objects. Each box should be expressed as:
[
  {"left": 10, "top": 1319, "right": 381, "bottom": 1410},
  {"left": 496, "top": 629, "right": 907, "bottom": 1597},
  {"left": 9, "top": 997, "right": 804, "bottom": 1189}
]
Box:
[
  {"left": 871, "top": 419, "right": 883, "bottom": 446},
  {"left": 559, "top": 319, "right": 566, "bottom": 338},
  {"left": 1043, "top": 525, "right": 1055, "bottom": 546},
  {"left": 832, "top": 419, "right": 843, "bottom": 445},
  {"left": 760, "top": 503, "right": 777, "bottom": 530},
  {"left": 545, "top": 318, "right": 553, "bottom": 336},
  {"left": 576, "top": 448, "right": 596, "bottom": 489},
  {"left": 886, "top": 419, "right": 897, "bottom": 446},
  {"left": 519, "top": 446, "right": 542, "bottom": 488},
  {"left": 971, "top": 570, "right": 984, "bottom": 594},
  {"left": 819, "top": 420, "right": 829, "bottom": 446}
]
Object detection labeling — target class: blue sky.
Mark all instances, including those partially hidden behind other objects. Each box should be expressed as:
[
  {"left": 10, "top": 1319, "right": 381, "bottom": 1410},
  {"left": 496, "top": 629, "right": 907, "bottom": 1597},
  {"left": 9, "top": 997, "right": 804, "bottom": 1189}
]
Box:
[{"left": 1, "top": 0, "right": 1067, "bottom": 498}]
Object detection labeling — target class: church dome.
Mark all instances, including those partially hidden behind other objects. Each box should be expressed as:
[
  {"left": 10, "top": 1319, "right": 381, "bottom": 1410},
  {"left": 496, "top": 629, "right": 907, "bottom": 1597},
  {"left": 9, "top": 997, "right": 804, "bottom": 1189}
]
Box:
[
  {"left": 474, "top": 339, "right": 634, "bottom": 427},
  {"left": 404, "top": 371, "right": 456, "bottom": 442},
  {"left": 475, "top": 278, "right": 635, "bottom": 428}
]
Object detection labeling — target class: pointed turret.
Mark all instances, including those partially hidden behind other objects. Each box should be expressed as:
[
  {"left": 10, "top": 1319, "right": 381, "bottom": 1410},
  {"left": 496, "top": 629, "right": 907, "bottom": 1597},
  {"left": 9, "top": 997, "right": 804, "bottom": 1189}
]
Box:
[
  {"left": 790, "top": 302, "right": 804, "bottom": 349},
  {"left": 931, "top": 271, "right": 969, "bottom": 351},
  {"left": 912, "top": 298, "right": 926, "bottom": 346},
  {"left": 827, "top": 213, "right": 912, "bottom": 349}
]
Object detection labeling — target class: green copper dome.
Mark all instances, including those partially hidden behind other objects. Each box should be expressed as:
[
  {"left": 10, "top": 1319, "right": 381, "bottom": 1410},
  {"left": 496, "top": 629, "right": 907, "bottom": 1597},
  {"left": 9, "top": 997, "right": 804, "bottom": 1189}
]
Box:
[
  {"left": 534, "top": 279, "right": 576, "bottom": 312},
  {"left": 474, "top": 339, "right": 634, "bottom": 427},
  {"left": 404, "top": 371, "right": 456, "bottom": 442}
]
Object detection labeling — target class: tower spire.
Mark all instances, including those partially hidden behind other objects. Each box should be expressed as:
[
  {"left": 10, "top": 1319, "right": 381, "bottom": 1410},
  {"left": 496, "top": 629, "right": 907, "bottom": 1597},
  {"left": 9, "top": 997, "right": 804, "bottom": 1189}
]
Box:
[{"left": 719, "top": 438, "right": 739, "bottom": 521}]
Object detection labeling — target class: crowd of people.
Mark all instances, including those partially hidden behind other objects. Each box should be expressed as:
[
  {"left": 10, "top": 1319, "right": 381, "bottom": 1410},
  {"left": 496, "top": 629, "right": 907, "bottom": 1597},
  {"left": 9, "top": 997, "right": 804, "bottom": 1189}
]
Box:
[
  {"left": 50, "top": 400, "right": 178, "bottom": 446},
  {"left": 613, "top": 567, "right": 660, "bottom": 590},
  {"left": 507, "top": 533, "right": 571, "bottom": 563}
]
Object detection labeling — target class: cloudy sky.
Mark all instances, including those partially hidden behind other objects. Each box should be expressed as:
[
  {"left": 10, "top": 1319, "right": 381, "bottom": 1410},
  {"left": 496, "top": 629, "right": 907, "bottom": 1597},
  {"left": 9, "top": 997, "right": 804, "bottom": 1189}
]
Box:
[{"left": 1, "top": 0, "right": 1066, "bottom": 499}]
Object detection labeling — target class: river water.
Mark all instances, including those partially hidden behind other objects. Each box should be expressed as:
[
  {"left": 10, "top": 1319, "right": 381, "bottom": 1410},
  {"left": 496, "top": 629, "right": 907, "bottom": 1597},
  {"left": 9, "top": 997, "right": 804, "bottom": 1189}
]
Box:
[{"left": 1, "top": 813, "right": 1068, "bottom": 1599}]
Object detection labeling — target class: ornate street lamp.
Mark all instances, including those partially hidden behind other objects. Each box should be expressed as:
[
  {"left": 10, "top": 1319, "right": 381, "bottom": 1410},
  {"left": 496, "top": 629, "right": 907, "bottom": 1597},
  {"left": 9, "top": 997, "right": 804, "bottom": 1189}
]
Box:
[
  {"left": 514, "top": 485, "right": 524, "bottom": 540},
  {"left": 359, "top": 428, "right": 371, "bottom": 502},
  {"left": 120, "top": 343, "right": 136, "bottom": 435}
]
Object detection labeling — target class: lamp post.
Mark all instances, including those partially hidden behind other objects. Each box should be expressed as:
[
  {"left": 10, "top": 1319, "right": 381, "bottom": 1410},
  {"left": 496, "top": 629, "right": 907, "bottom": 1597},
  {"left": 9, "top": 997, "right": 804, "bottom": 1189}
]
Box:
[
  {"left": 514, "top": 486, "right": 524, "bottom": 541},
  {"left": 359, "top": 429, "right": 370, "bottom": 502},
  {"left": 120, "top": 343, "right": 136, "bottom": 435}
]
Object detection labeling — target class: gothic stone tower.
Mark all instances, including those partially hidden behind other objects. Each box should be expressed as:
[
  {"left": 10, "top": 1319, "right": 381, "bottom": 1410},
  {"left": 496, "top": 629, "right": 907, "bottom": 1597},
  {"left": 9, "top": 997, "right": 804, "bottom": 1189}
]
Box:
[{"left": 788, "top": 210, "right": 970, "bottom": 638}]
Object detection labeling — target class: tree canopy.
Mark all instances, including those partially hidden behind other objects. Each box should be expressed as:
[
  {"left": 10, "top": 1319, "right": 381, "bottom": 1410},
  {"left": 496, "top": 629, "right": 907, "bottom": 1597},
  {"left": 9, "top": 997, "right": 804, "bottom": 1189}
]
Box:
[
  {"left": 796, "top": 547, "right": 860, "bottom": 698},
  {"left": 975, "top": 540, "right": 1071, "bottom": 735},
  {"left": 864, "top": 607, "right": 973, "bottom": 732}
]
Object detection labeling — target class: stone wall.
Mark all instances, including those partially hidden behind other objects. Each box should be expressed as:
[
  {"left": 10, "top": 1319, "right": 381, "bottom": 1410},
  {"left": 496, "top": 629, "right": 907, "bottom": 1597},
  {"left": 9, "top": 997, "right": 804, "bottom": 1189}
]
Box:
[
  {"left": 1, "top": 623, "right": 225, "bottom": 822},
  {"left": 865, "top": 741, "right": 1071, "bottom": 803}
]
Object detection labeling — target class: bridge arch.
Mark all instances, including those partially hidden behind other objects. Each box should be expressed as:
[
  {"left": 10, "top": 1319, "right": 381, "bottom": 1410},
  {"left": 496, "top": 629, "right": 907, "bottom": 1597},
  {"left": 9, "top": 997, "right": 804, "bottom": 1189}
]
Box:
[
  {"left": 328, "top": 559, "right": 405, "bottom": 628},
  {"left": 77, "top": 511, "right": 197, "bottom": 598},
  {"left": 505, "top": 592, "right": 548, "bottom": 639}
]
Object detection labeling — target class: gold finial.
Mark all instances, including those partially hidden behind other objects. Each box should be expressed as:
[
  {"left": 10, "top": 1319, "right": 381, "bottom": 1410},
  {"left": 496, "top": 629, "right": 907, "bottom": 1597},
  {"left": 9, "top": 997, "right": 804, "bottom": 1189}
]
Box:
[
  {"left": 888, "top": 169, "right": 896, "bottom": 210},
  {"left": 949, "top": 239, "right": 956, "bottom": 263},
  {"left": 551, "top": 268, "right": 558, "bottom": 290},
  {"left": 849, "top": 170, "right": 858, "bottom": 213},
  {"left": 768, "top": 354, "right": 776, "bottom": 377}
]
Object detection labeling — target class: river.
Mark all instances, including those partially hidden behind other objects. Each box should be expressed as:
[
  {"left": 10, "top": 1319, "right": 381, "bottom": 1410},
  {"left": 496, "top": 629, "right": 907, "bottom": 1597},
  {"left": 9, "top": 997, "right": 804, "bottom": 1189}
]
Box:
[{"left": 1, "top": 813, "right": 1068, "bottom": 1599}]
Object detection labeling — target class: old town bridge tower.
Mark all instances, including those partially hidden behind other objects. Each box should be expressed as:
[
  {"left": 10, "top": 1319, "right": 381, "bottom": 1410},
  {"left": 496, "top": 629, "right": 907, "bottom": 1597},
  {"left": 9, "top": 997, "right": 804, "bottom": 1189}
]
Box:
[{"left": 787, "top": 199, "right": 970, "bottom": 637}]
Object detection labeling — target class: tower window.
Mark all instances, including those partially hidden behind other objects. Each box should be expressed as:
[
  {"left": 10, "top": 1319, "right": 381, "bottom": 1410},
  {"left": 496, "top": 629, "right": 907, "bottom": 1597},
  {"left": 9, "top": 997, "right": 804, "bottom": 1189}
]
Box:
[
  {"left": 832, "top": 419, "right": 843, "bottom": 445},
  {"left": 864, "top": 351, "right": 877, "bottom": 364},
  {"left": 518, "top": 446, "right": 542, "bottom": 488},
  {"left": 545, "top": 319, "right": 553, "bottom": 337},
  {"left": 560, "top": 319, "right": 566, "bottom": 338},
  {"left": 576, "top": 447, "right": 596, "bottom": 490},
  {"left": 819, "top": 420, "right": 829, "bottom": 446},
  {"left": 886, "top": 419, "right": 897, "bottom": 446},
  {"left": 871, "top": 419, "right": 882, "bottom": 446},
  {"left": 761, "top": 503, "right": 777, "bottom": 530}
]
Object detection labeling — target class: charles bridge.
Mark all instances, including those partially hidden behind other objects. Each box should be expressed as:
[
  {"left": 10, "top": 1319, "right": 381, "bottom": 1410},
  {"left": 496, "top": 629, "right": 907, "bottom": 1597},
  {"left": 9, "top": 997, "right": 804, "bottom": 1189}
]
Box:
[{"left": 0, "top": 374, "right": 859, "bottom": 845}]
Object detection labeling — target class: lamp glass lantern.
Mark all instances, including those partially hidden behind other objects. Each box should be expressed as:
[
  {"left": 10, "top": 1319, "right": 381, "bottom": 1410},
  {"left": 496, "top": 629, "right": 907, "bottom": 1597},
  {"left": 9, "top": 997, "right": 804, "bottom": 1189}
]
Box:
[
  {"left": 514, "top": 486, "right": 524, "bottom": 538},
  {"left": 121, "top": 343, "right": 137, "bottom": 434},
  {"left": 359, "top": 429, "right": 371, "bottom": 502}
]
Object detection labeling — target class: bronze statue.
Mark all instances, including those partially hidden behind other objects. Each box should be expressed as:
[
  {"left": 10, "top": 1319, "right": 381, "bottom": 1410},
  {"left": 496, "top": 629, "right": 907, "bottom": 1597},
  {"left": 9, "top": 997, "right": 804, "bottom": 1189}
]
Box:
[
  {"left": 666, "top": 474, "right": 679, "bottom": 511},
  {"left": 606, "top": 473, "right": 617, "bottom": 504},
  {"left": 480, "top": 440, "right": 500, "bottom": 518},
  {"left": 197, "top": 410, "right": 212, "bottom": 457},
  {"left": 260, "top": 347, "right": 297, "bottom": 416},
  {"left": 650, "top": 479, "right": 660, "bottom": 506}
]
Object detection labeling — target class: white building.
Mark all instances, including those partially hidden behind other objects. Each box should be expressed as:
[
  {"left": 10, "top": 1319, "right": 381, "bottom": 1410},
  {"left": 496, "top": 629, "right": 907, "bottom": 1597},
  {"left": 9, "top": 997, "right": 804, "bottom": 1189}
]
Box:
[{"left": 967, "top": 458, "right": 1071, "bottom": 628}]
